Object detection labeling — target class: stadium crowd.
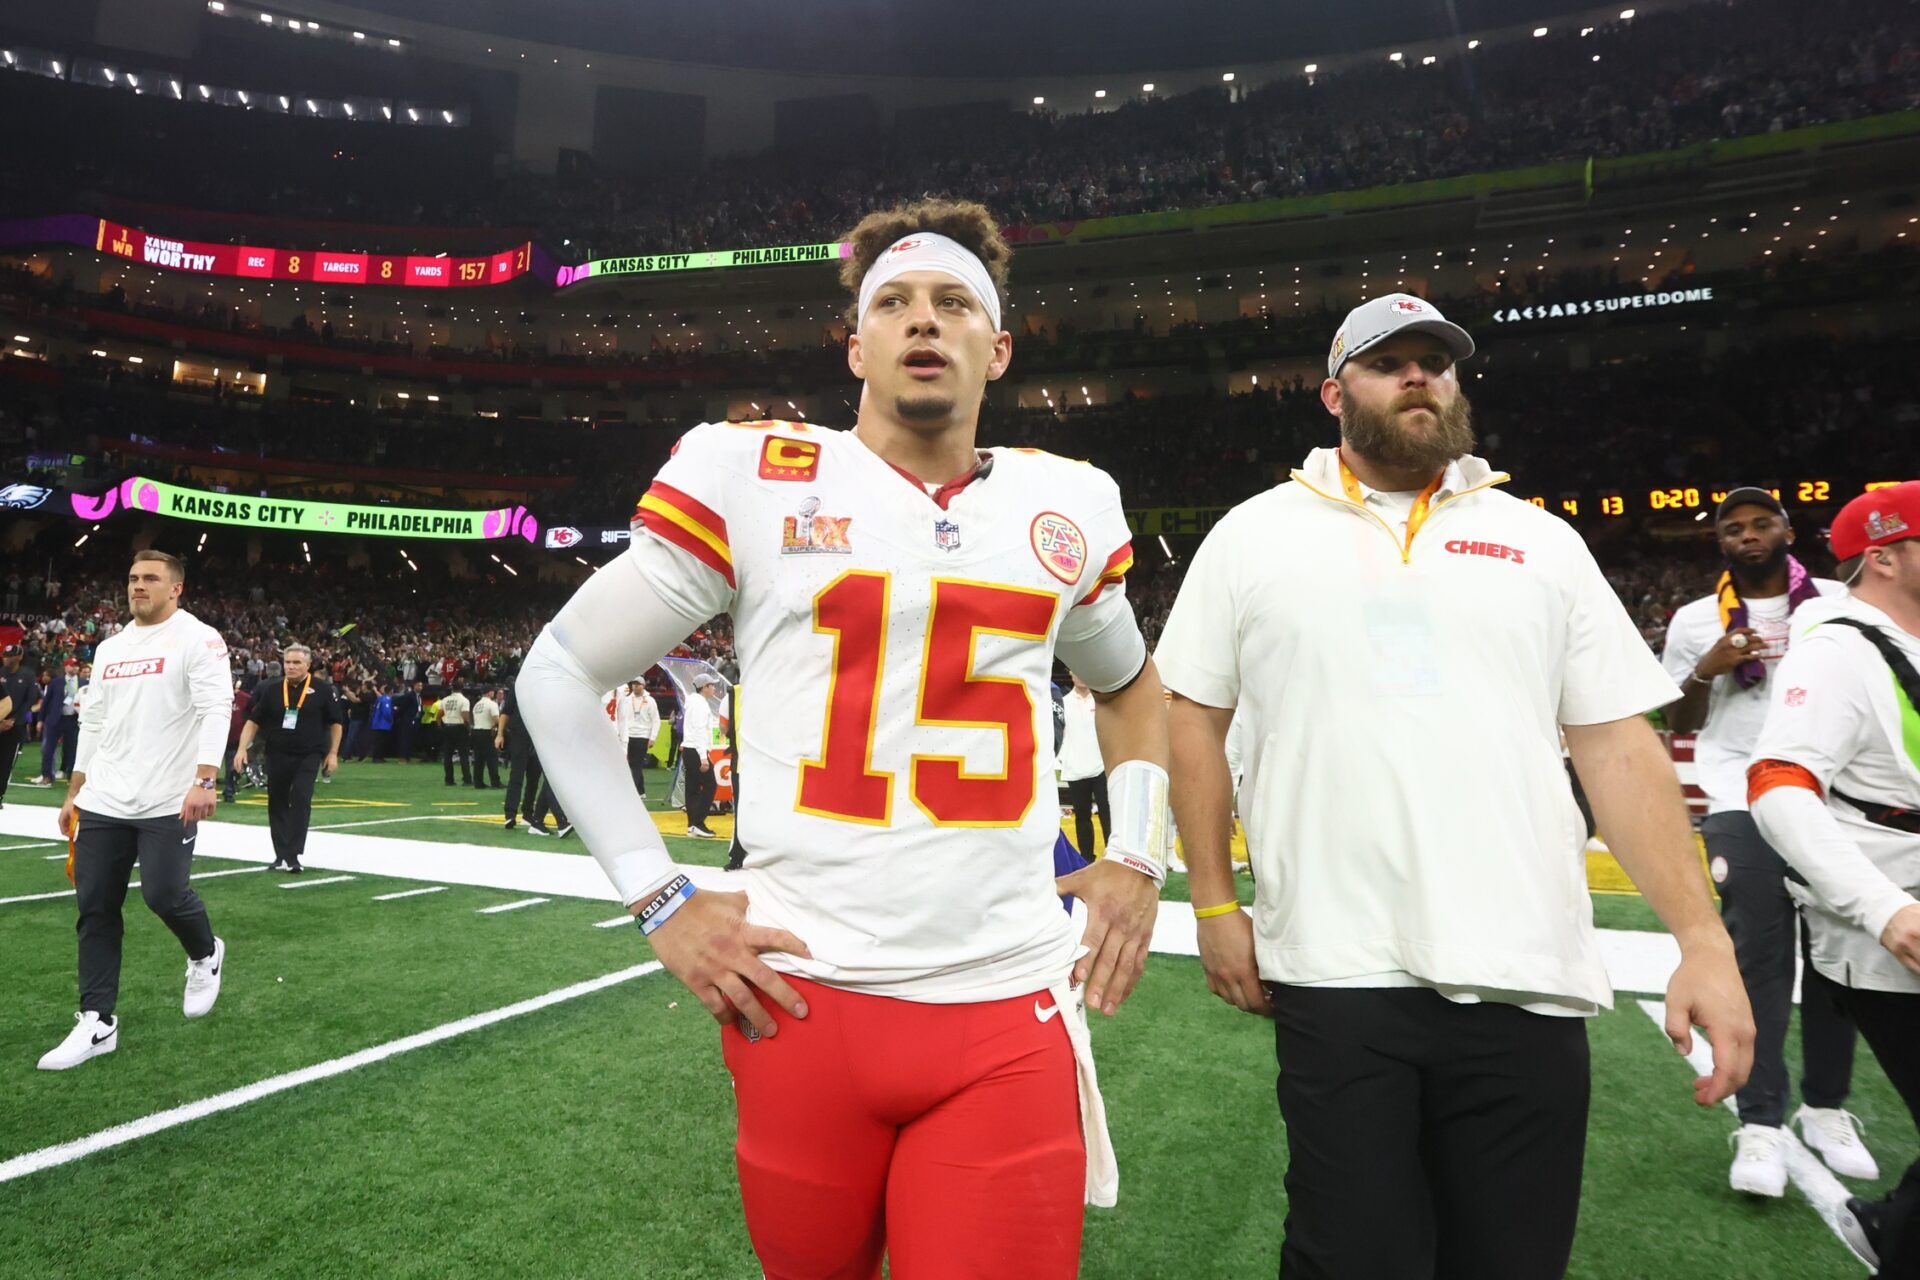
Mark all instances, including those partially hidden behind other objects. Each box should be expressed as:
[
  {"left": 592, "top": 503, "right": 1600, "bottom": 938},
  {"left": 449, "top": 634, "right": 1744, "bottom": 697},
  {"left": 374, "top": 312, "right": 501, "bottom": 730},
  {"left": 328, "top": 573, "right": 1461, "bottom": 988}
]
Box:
[
  {"left": 4, "top": 327, "right": 1911, "bottom": 584},
  {"left": 497, "top": 0, "right": 1920, "bottom": 255},
  {"left": 0, "top": 552, "right": 736, "bottom": 765},
  {"left": 2, "top": 0, "right": 1914, "bottom": 257}
]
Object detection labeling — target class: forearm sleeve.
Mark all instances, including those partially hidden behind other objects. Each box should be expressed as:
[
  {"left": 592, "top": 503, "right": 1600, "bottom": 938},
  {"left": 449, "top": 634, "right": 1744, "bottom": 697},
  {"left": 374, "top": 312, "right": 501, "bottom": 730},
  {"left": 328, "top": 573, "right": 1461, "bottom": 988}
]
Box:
[
  {"left": 516, "top": 552, "right": 707, "bottom": 907},
  {"left": 1752, "top": 785, "right": 1916, "bottom": 941}
]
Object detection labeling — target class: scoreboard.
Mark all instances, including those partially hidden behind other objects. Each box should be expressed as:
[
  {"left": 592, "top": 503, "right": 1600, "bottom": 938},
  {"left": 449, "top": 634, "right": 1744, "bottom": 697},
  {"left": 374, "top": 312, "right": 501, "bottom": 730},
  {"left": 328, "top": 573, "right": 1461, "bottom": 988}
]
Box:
[
  {"left": 94, "top": 220, "right": 534, "bottom": 289},
  {"left": 1521, "top": 479, "right": 1899, "bottom": 519}
]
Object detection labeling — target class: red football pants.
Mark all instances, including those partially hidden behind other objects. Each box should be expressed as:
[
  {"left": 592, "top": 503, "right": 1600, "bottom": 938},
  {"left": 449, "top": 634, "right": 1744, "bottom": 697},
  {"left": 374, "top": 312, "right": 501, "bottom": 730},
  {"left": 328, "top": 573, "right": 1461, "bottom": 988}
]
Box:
[{"left": 721, "top": 975, "right": 1085, "bottom": 1280}]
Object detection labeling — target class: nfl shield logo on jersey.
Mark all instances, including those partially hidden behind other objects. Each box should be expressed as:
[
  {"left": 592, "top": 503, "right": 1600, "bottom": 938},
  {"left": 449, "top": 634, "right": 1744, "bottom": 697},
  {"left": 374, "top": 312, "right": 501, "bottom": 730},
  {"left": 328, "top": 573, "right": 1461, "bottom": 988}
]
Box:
[{"left": 933, "top": 518, "right": 962, "bottom": 552}]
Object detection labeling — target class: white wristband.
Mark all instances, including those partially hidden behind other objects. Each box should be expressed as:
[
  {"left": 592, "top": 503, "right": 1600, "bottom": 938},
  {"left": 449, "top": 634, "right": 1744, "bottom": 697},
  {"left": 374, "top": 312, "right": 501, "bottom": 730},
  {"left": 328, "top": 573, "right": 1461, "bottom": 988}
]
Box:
[{"left": 1104, "top": 759, "right": 1171, "bottom": 885}]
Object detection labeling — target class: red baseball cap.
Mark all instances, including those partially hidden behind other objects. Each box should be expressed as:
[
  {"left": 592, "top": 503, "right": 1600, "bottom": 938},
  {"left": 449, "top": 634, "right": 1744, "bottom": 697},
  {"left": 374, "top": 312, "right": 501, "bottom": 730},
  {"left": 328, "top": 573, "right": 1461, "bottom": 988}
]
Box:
[{"left": 1830, "top": 481, "right": 1920, "bottom": 561}]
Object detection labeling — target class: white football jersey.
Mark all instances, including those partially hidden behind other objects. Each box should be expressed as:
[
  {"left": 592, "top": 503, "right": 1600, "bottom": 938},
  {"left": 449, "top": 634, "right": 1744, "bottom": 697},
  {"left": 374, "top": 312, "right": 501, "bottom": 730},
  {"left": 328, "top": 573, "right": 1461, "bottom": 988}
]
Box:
[{"left": 631, "top": 421, "right": 1137, "bottom": 1002}]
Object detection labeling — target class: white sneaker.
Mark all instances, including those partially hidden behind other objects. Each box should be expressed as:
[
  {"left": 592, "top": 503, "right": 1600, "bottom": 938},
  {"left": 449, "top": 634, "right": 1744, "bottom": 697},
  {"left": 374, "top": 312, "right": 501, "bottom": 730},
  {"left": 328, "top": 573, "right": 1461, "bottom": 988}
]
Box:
[
  {"left": 183, "top": 937, "right": 225, "bottom": 1019},
  {"left": 1728, "top": 1124, "right": 1789, "bottom": 1198},
  {"left": 1794, "top": 1106, "right": 1880, "bottom": 1180},
  {"left": 686, "top": 826, "right": 718, "bottom": 840},
  {"left": 37, "top": 1011, "right": 118, "bottom": 1070}
]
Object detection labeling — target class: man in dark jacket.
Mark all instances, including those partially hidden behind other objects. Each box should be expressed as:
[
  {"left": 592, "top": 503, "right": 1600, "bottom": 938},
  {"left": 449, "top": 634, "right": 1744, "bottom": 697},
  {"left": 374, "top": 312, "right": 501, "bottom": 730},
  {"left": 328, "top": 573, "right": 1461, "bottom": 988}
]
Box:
[
  {"left": 393, "top": 681, "right": 422, "bottom": 763},
  {"left": 233, "top": 644, "right": 345, "bottom": 873},
  {"left": 28, "top": 659, "right": 66, "bottom": 785},
  {"left": 0, "top": 643, "right": 36, "bottom": 807}
]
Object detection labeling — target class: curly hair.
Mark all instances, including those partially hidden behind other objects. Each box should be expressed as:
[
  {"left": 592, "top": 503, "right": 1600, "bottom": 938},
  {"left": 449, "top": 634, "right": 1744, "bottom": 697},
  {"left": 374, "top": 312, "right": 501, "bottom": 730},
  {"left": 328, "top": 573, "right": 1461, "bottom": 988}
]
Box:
[{"left": 838, "top": 197, "right": 1011, "bottom": 329}]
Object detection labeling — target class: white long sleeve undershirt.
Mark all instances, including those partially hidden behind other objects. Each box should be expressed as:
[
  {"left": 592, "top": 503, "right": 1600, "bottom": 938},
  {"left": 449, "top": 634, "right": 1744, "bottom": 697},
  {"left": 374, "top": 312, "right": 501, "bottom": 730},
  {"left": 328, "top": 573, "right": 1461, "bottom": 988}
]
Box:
[
  {"left": 1752, "top": 786, "right": 1917, "bottom": 943},
  {"left": 516, "top": 552, "right": 707, "bottom": 907}
]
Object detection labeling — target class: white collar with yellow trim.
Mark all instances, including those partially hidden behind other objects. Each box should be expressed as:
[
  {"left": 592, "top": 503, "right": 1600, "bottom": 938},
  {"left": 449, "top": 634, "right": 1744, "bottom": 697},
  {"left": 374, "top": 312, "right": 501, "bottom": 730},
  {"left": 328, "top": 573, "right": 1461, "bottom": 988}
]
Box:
[{"left": 1293, "top": 446, "right": 1506, "bottom": 504}]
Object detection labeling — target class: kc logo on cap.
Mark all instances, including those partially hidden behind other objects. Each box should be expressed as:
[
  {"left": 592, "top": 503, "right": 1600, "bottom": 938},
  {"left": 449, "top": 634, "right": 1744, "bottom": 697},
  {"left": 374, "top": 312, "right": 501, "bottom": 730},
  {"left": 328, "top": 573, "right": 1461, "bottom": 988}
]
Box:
[{"left": 1326, "top": 292, "right": 1474, "bottom": 377}]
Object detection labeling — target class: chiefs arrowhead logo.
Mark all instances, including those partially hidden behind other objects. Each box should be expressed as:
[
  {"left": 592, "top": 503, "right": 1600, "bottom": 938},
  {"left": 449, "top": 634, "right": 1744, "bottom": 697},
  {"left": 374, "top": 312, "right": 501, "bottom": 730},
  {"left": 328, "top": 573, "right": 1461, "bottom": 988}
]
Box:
[{"left": 1391, "top": 299, "right": 1427, "bottom": 314}]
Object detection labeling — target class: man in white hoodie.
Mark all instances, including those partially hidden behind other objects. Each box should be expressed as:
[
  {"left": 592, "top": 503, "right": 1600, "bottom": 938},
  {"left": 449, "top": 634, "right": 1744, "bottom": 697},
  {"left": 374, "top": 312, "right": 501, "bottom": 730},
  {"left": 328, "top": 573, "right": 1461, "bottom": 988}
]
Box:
[
  {"left": 40, "top": 550, "right": 233, "bottom": 1071},
  {"left": 617, "top": 678, "right": 662, "bottom": 799}
]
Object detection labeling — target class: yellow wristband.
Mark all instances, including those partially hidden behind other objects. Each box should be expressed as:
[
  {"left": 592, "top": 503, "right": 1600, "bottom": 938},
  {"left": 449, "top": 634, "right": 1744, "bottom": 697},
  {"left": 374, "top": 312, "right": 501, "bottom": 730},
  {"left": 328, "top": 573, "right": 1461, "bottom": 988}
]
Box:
[{"left": 1192, "top": 900, "right": 1243, "bottom": 919}]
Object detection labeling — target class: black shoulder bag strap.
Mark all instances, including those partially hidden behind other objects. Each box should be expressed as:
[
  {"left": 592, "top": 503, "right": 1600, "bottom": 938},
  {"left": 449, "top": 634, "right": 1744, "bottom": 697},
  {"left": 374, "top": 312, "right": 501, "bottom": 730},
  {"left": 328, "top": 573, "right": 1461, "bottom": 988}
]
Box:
[{"left": 1817, "top": 617, "right": 1920, "bottom": 835}]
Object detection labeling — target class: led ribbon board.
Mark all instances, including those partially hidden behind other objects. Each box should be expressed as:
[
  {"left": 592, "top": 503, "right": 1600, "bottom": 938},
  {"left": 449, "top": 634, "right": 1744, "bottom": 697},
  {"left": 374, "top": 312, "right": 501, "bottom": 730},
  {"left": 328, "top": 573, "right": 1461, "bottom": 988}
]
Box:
[
  {"left": 556, "top": 241, "right": 850, "bottom": 286},
  {"left": 70, "top": 476, "right": 539, "bottom": 542},
  {"left": 93, "top": 220, "right": 534, "bottom": 288}
]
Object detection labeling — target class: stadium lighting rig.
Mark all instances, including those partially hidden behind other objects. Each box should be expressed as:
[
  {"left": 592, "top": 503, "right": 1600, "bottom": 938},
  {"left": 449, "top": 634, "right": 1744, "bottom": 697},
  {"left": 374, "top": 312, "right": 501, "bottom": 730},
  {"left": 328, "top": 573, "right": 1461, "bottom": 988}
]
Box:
[{"left": 206, "top": 1, "right": 407, "bottom": 52}]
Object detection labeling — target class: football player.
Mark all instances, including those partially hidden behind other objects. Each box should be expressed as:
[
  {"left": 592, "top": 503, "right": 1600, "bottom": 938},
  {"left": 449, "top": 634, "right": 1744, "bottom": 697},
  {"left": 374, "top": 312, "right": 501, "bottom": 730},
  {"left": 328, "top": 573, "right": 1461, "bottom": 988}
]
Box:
[{"left": 518, "top": 198, "right": 1169, "bottom": 1278}]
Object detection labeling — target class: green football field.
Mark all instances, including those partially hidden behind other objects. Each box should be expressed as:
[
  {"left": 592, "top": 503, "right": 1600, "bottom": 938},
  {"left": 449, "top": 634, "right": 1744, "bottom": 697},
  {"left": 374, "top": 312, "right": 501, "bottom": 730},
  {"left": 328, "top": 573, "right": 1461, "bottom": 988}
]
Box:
[{"left": 0, "top": 751, "right": 1906, "bottom": 1278}]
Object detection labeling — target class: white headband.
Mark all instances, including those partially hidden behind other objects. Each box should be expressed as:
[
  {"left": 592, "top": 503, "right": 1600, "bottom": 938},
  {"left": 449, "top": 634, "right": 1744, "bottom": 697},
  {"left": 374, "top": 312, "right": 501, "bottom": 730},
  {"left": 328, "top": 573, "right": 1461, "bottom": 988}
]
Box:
[{"left": 856, "top": 232, "right": 1002, "bottom": 333}]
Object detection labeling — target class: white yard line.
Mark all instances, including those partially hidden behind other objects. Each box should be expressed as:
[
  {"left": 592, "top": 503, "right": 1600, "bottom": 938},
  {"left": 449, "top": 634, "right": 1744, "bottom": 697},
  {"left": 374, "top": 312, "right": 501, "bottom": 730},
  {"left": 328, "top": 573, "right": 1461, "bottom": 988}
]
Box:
[
  {"left": 0, "top": 840, "right": 59, "bottom": 852},
  {"left": 0, "top": 887, "right": 83, "bottom": 905},
  {"left": 1635, "top": 1000, "right": 1860, "bottom": 1258},
  {"left": 277, "top": 875, "right": 356, "bottom": 890},
  {"left": 0, "top": 865, "right": 265, "bottom": 905},
  {"left": 593, "top": 914, "right": 635, "bottom": 929},
  {"left": 372, "top": 886, "right": 448, "bottom": 902},
  {"left": 0, "top": 962, "right": 665, "bottom": 1186},
  {"left": 309, "top": 815, "right": 466, "bottom": 832},
  {"left": 476, "top": 897, "right": 549, "bottom": 914}
]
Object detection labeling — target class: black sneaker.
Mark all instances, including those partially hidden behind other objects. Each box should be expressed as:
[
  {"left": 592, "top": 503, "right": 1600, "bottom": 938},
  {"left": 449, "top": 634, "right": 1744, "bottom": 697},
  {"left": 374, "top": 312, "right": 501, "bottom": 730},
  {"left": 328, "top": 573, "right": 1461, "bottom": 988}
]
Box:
[
  {"left": 556, "top": 824, "right": 574, "bottom": 839},
  {"left": 1837, "top": 1196, "right": 1884, "bottom": 1271},
  {"left": 526, "top": 825, "right": 552, "bottom": 838},
  {"left": 267, "top": 860, "right": 289, "bottom": 873},
  {"left": 285, "top": 862, "right": 304, "bottom": 875},
  {"left": 502, "top": 818, "right": 517, "bottom": 831}
]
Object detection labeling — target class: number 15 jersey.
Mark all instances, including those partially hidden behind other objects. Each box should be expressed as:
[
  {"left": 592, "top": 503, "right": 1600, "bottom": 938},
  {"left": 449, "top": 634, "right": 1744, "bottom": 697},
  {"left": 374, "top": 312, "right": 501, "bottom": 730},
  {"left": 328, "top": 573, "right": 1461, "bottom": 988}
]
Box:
[{"left": 631, "top": 421, "right": 1139, "bottom": 1003}]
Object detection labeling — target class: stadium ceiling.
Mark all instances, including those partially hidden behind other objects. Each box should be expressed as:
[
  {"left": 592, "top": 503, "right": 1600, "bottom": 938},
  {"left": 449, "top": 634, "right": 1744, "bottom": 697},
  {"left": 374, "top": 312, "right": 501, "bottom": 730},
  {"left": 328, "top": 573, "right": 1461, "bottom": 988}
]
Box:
[{"left": 342, "top": 0, "right": 1615, "bottom": 77}]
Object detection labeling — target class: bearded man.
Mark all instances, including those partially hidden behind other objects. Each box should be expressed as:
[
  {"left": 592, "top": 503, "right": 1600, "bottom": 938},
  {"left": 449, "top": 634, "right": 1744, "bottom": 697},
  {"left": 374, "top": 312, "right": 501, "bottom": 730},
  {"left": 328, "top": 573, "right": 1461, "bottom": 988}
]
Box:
[
  {"left": 1662, "top": 489, "right": 1867, "bottom": 1197},
  {"left": 1156, "top": 293, "right": 1755, "bottom": 1278}
]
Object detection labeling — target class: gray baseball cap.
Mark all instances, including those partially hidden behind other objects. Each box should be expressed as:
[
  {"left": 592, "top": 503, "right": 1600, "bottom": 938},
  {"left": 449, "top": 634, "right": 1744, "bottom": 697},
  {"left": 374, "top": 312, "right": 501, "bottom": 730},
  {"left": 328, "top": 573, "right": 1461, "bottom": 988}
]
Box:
[{"left": 1328, "top": 293, "right": 1475, "bottom": 378}]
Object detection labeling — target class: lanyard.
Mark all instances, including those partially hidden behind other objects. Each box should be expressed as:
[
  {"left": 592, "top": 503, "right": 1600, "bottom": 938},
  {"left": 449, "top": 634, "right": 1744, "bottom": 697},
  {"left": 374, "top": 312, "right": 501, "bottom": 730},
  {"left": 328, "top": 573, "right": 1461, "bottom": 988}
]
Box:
[
  {"left": 1338, "top": 453, "right": 1445, "bottom": 555},
  {"left": 284, "top": 675, "right": 312, "bottom": 713}
]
